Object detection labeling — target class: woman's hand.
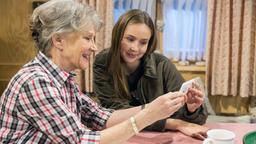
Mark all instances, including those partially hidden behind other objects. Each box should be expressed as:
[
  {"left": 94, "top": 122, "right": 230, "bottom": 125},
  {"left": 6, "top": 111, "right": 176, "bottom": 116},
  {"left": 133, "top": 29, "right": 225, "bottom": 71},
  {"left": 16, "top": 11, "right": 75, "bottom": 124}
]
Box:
[
  {"left": 145, "top": 91, "right": 186, "bottom": 123},
  {"left": 177, "top": 121, "right": 209, "bottom": 140},
  {"left": 166, "top": 119, "right": 208, "bottom": 140},
  {"left": 186, "top": 84, "right": 204, "bottom": 113}
]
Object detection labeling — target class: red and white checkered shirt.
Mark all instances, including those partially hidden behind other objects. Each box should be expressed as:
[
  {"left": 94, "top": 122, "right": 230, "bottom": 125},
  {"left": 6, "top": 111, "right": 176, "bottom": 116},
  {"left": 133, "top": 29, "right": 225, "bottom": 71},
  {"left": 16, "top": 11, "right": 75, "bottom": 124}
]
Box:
[{"left": 0, "top": 52, "right": 113, "bottom": 143}]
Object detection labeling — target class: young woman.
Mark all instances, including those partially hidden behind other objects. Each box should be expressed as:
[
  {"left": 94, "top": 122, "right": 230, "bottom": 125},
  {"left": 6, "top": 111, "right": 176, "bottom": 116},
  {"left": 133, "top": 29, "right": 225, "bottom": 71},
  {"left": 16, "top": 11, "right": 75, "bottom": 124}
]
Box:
[
  {"left": 0, "top": 1, "right": 186, "bottom": 143},
  {"left": 93, "top": 9, "right": 208, "bottom": 139}
]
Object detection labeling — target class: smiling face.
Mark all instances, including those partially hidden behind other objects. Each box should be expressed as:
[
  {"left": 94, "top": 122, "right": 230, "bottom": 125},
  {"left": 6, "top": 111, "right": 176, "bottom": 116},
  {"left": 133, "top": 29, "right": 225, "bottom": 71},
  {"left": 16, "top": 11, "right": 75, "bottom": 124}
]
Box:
[
  {"left": 65, "top": 30, "right": 97, "bottom": 71},
  {"left": 51, "top": 29, "right": 97, "bottom": 72},
  {"left": 120, "top": 23, "right": 151, "bottom": 71}
]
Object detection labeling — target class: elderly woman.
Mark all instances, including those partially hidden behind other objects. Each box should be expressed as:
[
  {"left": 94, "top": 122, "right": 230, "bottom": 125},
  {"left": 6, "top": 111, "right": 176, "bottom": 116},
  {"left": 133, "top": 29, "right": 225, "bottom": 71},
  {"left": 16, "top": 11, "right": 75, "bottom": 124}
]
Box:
[{"left": 0, "top": 0, "right": 186, "bottom": 143}]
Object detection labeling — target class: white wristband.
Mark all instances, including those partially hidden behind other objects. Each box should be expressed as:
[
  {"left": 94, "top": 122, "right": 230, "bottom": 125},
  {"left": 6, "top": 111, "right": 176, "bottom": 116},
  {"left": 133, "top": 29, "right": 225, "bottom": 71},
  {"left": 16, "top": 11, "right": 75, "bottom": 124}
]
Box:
[{"left": 130, "top": 116, "right": 139, "bottom": 134}]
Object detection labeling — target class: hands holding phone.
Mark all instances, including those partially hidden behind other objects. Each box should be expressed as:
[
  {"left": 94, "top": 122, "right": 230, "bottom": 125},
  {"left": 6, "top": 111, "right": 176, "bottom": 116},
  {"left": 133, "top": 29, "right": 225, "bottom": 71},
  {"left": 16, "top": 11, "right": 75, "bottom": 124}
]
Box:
[
  {"left": 146, "top": 77, "right": 205, "bottom": 123},
  {"left": 179, "top": 77, "right": 205, "bottom": 113},
  {"left": 146, "top": 91, "right": 186, "bottom": 122}
]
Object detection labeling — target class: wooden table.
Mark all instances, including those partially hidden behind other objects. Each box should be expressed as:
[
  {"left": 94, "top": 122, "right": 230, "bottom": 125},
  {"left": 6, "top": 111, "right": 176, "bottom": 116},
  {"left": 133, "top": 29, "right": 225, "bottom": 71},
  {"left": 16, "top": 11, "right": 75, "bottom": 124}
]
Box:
[{"left": 126, "top": 123, "right": 256, "bottom": 144}]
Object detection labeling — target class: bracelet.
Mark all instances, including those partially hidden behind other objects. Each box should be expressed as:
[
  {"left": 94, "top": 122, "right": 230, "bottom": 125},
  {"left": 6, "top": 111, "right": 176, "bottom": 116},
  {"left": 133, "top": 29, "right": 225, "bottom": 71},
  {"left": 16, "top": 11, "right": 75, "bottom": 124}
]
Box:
[
  {"left": 130, "top": 116, "right": 139, "bottom": 134},
  {"left": 141, "top": 104, "right": 145, "bottom": 110}
]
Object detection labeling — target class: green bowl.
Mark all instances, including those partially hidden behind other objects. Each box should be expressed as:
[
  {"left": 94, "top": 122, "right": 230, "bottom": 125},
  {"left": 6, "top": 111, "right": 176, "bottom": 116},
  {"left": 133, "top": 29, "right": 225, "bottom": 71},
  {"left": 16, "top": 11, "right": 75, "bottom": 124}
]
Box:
[{"left": 243, "top": 131, "right": 256, "bottom": 144}]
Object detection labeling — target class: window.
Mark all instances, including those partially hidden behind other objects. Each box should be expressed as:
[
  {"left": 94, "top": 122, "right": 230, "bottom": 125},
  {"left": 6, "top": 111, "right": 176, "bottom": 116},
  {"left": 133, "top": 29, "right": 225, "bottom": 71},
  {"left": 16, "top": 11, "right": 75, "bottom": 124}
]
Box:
[
  {"left": 163, "top": 0, "right": 207, "bottom": 64},
  {"left": 113, "top": 0, "right": 156, "bottom": 23}
]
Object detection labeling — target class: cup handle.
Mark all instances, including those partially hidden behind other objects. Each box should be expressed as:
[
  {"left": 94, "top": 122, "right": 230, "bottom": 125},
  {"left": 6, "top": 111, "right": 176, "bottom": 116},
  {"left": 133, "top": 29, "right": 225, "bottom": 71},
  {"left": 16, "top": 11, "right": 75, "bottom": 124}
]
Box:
[{"left": 203, "top": 138, "right": 215, "bottom": 144}]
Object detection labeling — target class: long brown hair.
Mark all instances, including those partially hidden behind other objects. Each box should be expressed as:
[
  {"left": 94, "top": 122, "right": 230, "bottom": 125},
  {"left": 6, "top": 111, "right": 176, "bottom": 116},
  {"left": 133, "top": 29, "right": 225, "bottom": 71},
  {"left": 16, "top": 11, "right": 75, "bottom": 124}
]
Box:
[{"left": 107, "top": 9, "right": 157, "bottom": 99}]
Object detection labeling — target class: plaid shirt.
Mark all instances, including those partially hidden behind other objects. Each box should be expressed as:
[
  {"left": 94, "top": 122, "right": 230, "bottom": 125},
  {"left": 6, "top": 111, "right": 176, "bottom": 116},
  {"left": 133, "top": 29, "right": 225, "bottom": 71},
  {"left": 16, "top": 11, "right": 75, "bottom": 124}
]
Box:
[{"left": 0, "top": 52, "right": 113, "bottom": 144}]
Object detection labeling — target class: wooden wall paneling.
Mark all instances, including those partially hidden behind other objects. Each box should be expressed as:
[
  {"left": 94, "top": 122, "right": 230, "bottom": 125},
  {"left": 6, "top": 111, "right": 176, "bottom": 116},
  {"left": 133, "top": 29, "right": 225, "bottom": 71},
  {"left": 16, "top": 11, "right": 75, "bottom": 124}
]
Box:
[
  {"left": 0, "top": 64, "right": 21, "bottom": 80},
  {"left": 0, "top": 0, "right": 36, "bottom": 63},
  {"left": 176, "top": 65, "right": 206, "bottom": 81},
  {"left": 209, "top": 95, "right": 249, "bottom": 115},
  {"left": 0, "top": 81, "right": 9, "bottom": 95},
  {"left": 0, "top": 64, "right": 21, "bottom": 93},
  {"left": 0, "top": 0, "right": 42, "bottom": 94}
]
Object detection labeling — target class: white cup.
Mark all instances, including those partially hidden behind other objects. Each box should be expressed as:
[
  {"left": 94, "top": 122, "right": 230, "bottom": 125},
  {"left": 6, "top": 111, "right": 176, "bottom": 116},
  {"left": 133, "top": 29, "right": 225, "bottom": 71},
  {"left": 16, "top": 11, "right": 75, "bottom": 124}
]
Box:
[{"left": 203, "top": 129, "right": 235, "bottom": 144}]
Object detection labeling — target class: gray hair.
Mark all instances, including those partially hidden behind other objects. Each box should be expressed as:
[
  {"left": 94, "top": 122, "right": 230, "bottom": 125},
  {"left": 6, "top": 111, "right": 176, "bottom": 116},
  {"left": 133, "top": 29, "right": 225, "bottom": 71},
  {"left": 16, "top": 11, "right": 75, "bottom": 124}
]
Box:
[{"left": 30, "top": 0, "right": 102, "bottom": 56}]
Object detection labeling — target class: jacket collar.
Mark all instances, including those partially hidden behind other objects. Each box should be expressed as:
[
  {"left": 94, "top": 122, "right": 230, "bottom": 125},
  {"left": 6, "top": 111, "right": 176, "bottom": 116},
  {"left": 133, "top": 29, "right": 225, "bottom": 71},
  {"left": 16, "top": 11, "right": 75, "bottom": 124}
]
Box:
[{"left": 143, "top": 54, "right": 158, "bottom": 79}]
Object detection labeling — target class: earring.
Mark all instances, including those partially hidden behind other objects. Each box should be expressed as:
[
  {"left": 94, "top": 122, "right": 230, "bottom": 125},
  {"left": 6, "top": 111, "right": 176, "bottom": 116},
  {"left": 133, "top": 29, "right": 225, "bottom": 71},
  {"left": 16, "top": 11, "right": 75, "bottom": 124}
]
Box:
[{"left": 56, "top": 46, "right": 63, "bottom": 51}]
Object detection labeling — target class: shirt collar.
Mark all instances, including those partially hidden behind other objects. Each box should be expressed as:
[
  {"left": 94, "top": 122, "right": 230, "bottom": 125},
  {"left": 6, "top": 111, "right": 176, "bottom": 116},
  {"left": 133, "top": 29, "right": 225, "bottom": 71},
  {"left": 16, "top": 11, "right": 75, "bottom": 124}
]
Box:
[{"left": 35, "top": 51, "right": 76, "bottom": 86}]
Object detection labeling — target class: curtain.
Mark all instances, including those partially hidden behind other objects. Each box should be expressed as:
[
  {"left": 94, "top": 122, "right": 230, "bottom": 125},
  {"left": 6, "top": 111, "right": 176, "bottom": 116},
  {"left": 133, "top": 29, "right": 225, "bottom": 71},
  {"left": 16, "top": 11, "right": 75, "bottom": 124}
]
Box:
[
  {"left": 162, "top": 0, "right": 207, "bottom": 62},
  {"left": 76, "top": 0, "right": 114, "bottom": 94},
  {"left": 206, "top": 0, "right": 256, "bottom": 98},
  {"left": 113, "top": 0, "right": 156, "bottom": 23}
]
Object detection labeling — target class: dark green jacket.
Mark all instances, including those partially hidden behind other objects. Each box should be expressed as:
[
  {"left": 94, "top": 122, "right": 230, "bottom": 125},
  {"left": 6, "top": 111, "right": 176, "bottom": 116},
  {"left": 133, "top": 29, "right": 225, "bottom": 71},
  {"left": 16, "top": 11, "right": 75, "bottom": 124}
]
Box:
[{"left": 93, "top": 49, "right": 207, "bottom": 131}]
